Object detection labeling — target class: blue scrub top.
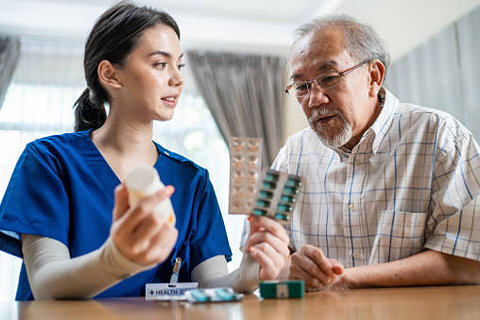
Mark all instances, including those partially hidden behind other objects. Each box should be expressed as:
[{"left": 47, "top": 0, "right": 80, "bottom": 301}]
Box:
[{"left": 0, "top": 130, "right": 232, "bottom": 300}]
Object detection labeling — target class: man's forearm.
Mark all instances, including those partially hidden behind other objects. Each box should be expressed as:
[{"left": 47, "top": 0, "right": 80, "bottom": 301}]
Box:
[{"left": 343, "top": 250, "right": 480, "bottom": 289}]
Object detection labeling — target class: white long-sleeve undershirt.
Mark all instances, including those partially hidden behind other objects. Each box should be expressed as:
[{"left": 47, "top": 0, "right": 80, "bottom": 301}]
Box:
[{"left": 22, "top": 234, "right": 259, "bottom": 300}]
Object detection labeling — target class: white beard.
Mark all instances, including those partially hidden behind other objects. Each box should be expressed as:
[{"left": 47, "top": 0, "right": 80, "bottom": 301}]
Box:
[{"left": 309, "top": 108, "right": 353, "bottom": 148}]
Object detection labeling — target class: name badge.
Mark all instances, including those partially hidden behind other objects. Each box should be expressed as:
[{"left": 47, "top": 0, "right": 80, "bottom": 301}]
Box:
[{"left": 146, "top": 282, "right": 198, "bottom": 301}]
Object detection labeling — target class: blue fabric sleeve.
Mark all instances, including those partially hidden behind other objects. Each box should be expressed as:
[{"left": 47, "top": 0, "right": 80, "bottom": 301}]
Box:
[
  {"left": 189, "top": 169, "right": 232, "bottom": 270},
  {"left": 0, "top": 231, "right": 22, "bottom": 258},
  {"left": 0, "top": 142, "right": 70, "bottom": 247}
]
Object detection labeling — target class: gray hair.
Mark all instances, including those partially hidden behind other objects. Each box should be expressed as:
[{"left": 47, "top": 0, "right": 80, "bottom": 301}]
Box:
[{"left": 294, "top": 15, "right": 390, "bottom": 73}]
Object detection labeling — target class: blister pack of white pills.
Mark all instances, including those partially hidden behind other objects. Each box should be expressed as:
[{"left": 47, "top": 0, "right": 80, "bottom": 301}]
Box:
[{"left": 228, "top": 137, "right": 263, "bottom": 215}]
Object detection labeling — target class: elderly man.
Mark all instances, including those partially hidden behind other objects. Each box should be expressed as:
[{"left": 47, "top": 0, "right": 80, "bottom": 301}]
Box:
[{"left": 275, "top": 16, "right": 480, "bottom": 290}]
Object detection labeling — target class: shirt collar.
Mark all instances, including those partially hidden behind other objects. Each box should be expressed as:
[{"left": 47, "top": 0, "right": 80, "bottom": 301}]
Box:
[
  {"left": 367, "top": 87, "right": 398, "bottom": 153},
  {"left": 329, "top": 87, "right": 398, "bottom": 159}
]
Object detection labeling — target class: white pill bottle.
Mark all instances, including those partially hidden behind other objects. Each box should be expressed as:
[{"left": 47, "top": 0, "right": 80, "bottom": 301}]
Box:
[{"left": 124, "top": 166, "right": 176, "bottom": 225}]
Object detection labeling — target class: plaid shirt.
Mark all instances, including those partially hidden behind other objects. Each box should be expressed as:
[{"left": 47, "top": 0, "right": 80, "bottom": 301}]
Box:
[{"left": 270, "top": 88, "right": 480, "bottom": 267}]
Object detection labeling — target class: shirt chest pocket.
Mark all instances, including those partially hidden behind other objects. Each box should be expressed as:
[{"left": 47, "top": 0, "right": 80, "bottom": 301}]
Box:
[{"left": 368, "top": 210, "right": 428, "bottom": 264}]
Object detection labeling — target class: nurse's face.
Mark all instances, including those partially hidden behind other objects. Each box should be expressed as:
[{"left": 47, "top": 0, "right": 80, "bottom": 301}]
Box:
[{"left": 116, "top": 24, "right": 184, "bottom": 122}]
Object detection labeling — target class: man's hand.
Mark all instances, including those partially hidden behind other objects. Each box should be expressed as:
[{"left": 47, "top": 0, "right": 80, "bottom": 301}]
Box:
[{"left": 289, "top": 244, "right": 344, "bottom": 291}]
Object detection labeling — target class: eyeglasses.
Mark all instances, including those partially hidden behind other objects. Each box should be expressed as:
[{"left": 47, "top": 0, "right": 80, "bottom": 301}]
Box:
[{"left": 285, "top": 59, "right": 371, "bottom": 97}]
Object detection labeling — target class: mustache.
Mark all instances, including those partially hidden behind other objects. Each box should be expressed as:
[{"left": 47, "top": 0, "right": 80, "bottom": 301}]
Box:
[{"left": 308, "top": 108, "right": 344, "bottom": 125}]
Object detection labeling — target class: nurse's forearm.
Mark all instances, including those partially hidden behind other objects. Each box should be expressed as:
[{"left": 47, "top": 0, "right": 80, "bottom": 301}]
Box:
[
  {"left": 22, "top": 234, "right": 153, "bottom": 300},
  {"left": 192, "top": 253, "right": 259, "bottom": 293}
]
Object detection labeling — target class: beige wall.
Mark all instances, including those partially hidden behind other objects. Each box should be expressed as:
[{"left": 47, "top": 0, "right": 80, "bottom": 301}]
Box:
[
  {"left": 282, "top": 71, "right": 308, "bottom": 143},
  {"left": 338, "top": 0, "right": 480, "bottom": 62},
  {"left": 280, "top": 0, "right": 480, "bottom": 144}
]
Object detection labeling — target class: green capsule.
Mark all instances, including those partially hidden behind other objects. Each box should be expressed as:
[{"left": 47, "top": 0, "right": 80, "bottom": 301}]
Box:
[
  {"left": 253, "top": 208, "right": 268, "bottom": 216},
  {"left": 264, "top": 171, "right": 280, "bottom": 182},
  {"left": 283, "top": 186, "right": 299, "bottom": 195},
  {"left": 274, "top": 213, "right": 290, "bottom": 221},
  {"left": 256, "top": 199, "right": 270, "bottom": 208},
  {"left": 262, "top": 181, "right": 276, "bottom": 189},
  {"left": 259, "top": 190, "right": 274, "bottom": 199},
  {"left": 280, "top": 195, "right": 295, "bottom": 203},
  {"left": 277, "top": 204, "right": 292, "bottom": 213},
  {"left": 286, "top": 178, "right": 302, "bottom": 187}
]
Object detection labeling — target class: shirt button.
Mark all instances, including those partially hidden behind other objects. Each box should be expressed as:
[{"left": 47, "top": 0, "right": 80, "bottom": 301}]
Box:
[{"left": 348, "top": 203, "right": 355, "bottom": 210}]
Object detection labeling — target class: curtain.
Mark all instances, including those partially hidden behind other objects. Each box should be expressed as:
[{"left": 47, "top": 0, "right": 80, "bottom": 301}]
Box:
[
  {"left": 0, "top": 36, "right": 21, "bottom": 260},
  {"left": 187, "top": 51, "right": 286, "bottom": 167},
  {"left": 0, "top": 36, "right": 21, "bottom": 111},
  {"left": 0, "top": 38, "right": 84, "bottom": 300},
  {"left": 385, "top": 4, "right": 480, "bottom": 140}
]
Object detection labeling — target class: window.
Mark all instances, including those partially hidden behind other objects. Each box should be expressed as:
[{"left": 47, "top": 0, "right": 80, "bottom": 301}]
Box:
[{"left": 0, "top": 39, "right": 242, "bottom": 301}]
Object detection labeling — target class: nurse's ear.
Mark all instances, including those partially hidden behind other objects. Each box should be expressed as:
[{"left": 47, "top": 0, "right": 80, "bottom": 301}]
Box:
[{"left": 97, "top": 60, "right": 123, "bottom": 90}]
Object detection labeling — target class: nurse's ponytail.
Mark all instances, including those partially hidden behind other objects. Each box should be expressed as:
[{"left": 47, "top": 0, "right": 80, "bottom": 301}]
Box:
[
  {"left": 73, "top": 87, "right": 107, "bottom": 132},
  {"left": 73, "top": 1, "right": 180, "bottom": 132}
]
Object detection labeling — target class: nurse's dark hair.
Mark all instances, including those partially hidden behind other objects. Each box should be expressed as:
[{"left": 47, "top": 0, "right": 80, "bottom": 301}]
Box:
[
  {"left": 293, "top": 15, "right": 390, "bottom": 74},
  {"left": 73, "top": 1, "right": 180, "bottom": 132}
]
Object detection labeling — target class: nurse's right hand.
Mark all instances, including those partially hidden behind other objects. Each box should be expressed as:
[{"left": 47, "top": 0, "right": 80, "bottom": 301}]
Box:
[{"left": 110, "top": 183, "right": 178, "bottom": 266}]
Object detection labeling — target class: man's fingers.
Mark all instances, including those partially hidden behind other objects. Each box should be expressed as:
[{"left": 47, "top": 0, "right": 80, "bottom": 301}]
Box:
[
  {"left": 302, "top": 245, "right": 334, "bottom": 278},
  {"left": 331, "top": 259, "right": 344, "bottom": 275},
  {"left": 287, "top": 245, "right": 344, "bottom": 289},
  {"left": 291, "top": 251, "right": 332, "bottom": 285},
  {"left": 332, "top": 265, "right": 344, "bottom": 275},
  {"left": 289, "top": 263, "right": 322, "bottom": 289}
]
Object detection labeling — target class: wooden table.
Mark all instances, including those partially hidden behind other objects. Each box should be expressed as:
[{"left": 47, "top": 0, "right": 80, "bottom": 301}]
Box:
[{"left": 1, "top": 286, "right": 479, "bottom": 320}]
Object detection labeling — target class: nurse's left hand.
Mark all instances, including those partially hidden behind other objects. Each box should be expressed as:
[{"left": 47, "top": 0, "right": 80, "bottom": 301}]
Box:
[{"left": 244, "top": 216, "right": 290, "bottom": 280}]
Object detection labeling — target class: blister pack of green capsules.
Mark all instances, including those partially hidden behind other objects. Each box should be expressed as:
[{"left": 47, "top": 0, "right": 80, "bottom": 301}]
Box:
[
  {"left": 259, "top": 280, "right": 305, "bottom": 299},
  {"left": 252, "top": 169, "right": 303, "bottom": 223},
  {"left": 228, "top": 138, "right": 303, "bottom": 222},
  {"left": 186, "top": 288, "right": 243, "bottom": 303}
]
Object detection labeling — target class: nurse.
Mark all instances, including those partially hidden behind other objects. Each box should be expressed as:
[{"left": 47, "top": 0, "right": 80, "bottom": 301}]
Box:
[{"left": 0, "top": 2, "right": 289, "bottom": 300}]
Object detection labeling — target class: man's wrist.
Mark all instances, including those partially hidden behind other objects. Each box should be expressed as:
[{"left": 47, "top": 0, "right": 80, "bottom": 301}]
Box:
[{"left": 337, "top": 268, "right": 353, "bottom": 289}]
